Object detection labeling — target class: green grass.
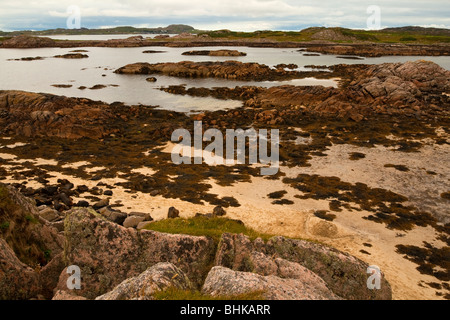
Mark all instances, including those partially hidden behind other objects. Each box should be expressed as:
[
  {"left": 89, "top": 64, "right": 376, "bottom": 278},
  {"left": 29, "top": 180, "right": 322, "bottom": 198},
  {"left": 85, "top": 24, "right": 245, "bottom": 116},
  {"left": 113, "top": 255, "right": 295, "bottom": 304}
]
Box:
[
  {"left": 0, "top": 221, "right": 10, "bottom": 230},
  {"left": 25, "top": 215, "right": 39, "bottom": 224},
  {"left": 196, "top": 27, "right": 450, "bottom": 44},
  {"left": 144, "top": 216, "right": 273, "bottom": 244},
  {"left": 153, "top": 287, "right": 265, "bottom": 300}
]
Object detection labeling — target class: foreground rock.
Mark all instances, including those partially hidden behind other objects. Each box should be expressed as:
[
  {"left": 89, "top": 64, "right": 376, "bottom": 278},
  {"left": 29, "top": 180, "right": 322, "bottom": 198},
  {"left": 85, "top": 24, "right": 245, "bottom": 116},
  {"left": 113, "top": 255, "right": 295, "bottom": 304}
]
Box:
[
  {"left": 202, "top": 266, "right": 340, "bottom": 300},
  {"left": 214, "top": 233, "right": 392, "bottom": 300},
  {"left": 52, "top": 290, "right": 87, "bottom": 300},
  {"left": 0, "top": 239, "right": 41, "bottom": 300},
  {"left": 57, "top": 208, "right": 215, "bottom": 299},
  {"left": 0, "top": 183, "right": 64, "bottom": 299},
  {"left": 96, "top": 263, "right": 192, "bottom": 300}
]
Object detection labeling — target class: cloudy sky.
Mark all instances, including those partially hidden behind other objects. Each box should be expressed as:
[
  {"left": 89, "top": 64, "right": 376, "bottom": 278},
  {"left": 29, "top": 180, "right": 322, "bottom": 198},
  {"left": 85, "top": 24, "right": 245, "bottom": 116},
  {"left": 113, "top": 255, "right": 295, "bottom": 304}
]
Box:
[{"left": 0, "top": 0, "right": 449, "bottom": 31}]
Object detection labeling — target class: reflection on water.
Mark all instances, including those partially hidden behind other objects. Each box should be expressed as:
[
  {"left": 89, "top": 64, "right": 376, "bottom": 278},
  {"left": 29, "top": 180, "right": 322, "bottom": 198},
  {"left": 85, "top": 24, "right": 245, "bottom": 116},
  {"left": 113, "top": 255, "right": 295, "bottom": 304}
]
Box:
[{"left": 0, "top": 46, "right": 449, "bottom": 112}]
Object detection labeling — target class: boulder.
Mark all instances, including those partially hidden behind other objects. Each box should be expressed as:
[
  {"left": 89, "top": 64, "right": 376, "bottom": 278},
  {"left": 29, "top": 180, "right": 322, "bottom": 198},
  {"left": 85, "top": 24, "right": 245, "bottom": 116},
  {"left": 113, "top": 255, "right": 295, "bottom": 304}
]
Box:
[
  {"left": 96, "top": 263, "right": 192, "bottom": 300},
  {"left": 0, "top": 238, "right": 41, "bottom": 300},
  {"left": 39, "top": 207, "right": 61, "bottom": 222},
  {"left": 52, "top": 290, "right": 87, "bottom": 300},
  {"left": 168, "top": 206, "right": 180, "bottom": 219},
  {"left": 202, "top": 266, "right": 340, "bottom": 300},
  {"left": 214, "top": 233, "right": 392, "bottom": 300},
  {"left": 98, "top": 207, "right": 128, "bottom": 225},
  {"left": 123, "top": 215, "right": 145, "bottom": 228},
  {"left": 57, "top": 208, "right": 216, "bottom": 299},
  {"left": 212, "top": 206, "right": 226, "bottom": 217}
]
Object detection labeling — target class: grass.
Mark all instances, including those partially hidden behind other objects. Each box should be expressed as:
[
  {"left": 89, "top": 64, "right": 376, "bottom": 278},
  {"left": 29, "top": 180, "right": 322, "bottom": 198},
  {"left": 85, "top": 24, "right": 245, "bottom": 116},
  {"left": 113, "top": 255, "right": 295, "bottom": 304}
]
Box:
[
  {"left": 0, "top": 221, "right": 10, "bottom": 230},
  {"left": 144, "top": 216, "right": 273, "bottom": 244},
  {"left": 195, "top": 27, "right": 450, "bottom": 44},
  {"left": 153, "top": 287, "right": 266, "bottom": 300}
]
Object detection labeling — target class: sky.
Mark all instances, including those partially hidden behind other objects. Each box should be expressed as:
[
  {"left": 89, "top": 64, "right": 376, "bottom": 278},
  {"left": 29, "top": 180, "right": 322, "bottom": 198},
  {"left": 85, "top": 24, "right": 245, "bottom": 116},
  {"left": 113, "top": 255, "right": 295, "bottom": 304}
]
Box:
[{"left": 0, "top": 0, "right": 449, "bottom": 32}]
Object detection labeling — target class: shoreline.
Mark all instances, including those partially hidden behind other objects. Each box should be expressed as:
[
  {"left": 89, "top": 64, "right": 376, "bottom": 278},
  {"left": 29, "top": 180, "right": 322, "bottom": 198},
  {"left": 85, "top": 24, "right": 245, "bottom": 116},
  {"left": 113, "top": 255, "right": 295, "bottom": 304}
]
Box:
[{"left": 1, "top": 35, "right": 450, "bottom": 57}]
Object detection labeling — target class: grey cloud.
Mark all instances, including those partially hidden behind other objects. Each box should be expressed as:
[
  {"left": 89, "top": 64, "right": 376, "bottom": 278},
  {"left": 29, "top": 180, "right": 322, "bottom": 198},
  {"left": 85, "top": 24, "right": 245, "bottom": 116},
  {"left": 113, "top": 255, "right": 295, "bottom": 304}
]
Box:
[{"left": 0, "top": 0, "right": 448, "bottom": 31}]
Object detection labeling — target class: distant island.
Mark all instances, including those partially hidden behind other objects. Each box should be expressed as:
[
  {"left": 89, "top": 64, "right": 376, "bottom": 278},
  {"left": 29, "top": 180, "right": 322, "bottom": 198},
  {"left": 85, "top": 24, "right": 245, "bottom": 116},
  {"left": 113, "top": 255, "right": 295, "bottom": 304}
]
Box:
[{"left": 1, "top": 25, "right": 449, "bottom": 45}]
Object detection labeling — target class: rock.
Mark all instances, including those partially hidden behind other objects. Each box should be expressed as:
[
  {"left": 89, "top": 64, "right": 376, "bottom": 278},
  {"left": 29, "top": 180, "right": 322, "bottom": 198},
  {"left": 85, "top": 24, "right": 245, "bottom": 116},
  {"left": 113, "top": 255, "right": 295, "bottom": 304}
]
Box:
[
  {"left": 168, "top": 206, "right": 180, "bottom": 219},
  {"left": 182, "top": 50, "right": 247, "bottom": 57},
  {"left": 58, "top": 193, "right": 72, "bottom": 207},
  {"left": 214, "top": 233, "right": 392, "bottom": 300},
  {"left": 150, "top": 190, "right": 160, "bottom": 196},
  {"left": 40, "top": 253, "right": 66, "bottom": 298},
  {"left": 39, "top": 207, "right": 61, "bottom": 222},
  {"left": 76, "top": 185, "right": 89, "bottom": 193},
  {"left": 0, "top": 239, "right": 41, "bottom": 300},
  {"left": 103, "top": 190, "right": 113, "bottom": 196},
  {"left": 98, "top": 207, "right": 128, "bottom": 225},
  {"left": 114, "top": 61, "right": 304, "bottom": 81},
  {"left": 93, "top": 198, "right": 109, "bottom": 210},
  {"left": 96, "top": 263, "right": 192, "bottom": 300},
  {"left": 0, "top": 184, "right": 65, "bottom": 299},
  {"left": 1, "top": 35, "right": 56, "bottom": 48},
  {"left": 202, "top": 266, "right": 340, "bottom": 300},
  {"left": 0, "top": 90, "right": 119, "bottom": 139},
  {"left": 52, "top": 290, "right": 87, "bottom": 300},
  {"left": 137, "top": 221, "right": 153, "bottom": 231},
  {"left": 146, "top": 77, "right": 157, "bottom": 82},
  {"left": 129, "top": 212, "right": 153, "bottom": 221},
  {"left": 123, "top": 215, "right": 145, "bottom": 228},
  {"left": 75, "top": 200, "right": 90, "bottom": 208},
  {"left": 49, "top": 220, "right": 65, "bottom": 233},
  {"left": 213, "top": 206, "right": 226, "bottom": 217},
  {"left": 54, "top": 53, "right": 89, "bottom": 59},
  {"left": 57, "top": 208, "right": 215, "bottom": 299}
]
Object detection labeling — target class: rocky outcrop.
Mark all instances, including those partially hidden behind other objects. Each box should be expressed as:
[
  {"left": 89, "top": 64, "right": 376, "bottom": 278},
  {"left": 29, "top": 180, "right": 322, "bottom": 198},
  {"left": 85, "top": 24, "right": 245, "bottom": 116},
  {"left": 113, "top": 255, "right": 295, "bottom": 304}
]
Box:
[
  {"left": 214, "top": 233, "right": 392, "bottom": 300},
  {"left": 96, "top": 263, "right": 192, "bottom": 300},
  {"left": 54, "top": 53, "right": 89, "bottom": 59},
  {"left": 0, "top": 183, "right": 64, "bottom": 299},
  {"left": 1, "top": 35, "right": 57, "bottom": 48},
  {"left": 0, "top": 90, "right": 118, "bottom": 139},
  {"left": 167, "top": 61, "right": 449, "bottom": 122},
  {"left": 202, "top": 266, "right": 340, "bottom": 300},
  {"left": 58, "top": 208, "right": 216, "bottom": 299},
  {"left": 305, "top": 43, "right": 450, "bottom": 57},
  {"left": 182, "top": 50, "right": 247, "bottom": 56},
  {"left": 0, "top": 238, "right": 41, "bottom": 300},
  {"left": 114, "top": 61, "right": 312, "bottom": 81}
]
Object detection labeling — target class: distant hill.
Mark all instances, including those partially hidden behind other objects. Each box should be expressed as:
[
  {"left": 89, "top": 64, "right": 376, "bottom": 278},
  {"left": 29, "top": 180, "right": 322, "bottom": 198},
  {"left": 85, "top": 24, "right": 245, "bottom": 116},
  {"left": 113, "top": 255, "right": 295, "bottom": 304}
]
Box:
[
  {"left": 0, "top": 24, "right": 196, "bottom": 36},
  {"left": 381, "top": 26, "right": 450, "bottom": 36},
  {"left": 1, "top": 25, "right": 449, "bottom": 44}
]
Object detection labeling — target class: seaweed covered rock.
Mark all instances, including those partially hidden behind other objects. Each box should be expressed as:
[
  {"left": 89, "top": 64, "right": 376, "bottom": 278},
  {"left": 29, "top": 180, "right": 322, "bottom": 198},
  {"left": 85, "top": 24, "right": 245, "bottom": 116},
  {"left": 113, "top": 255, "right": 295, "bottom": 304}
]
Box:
[
  {"left": 96, "top": 263, "right": 192, "bottom": 300},
  {"left": 58, "top": 208, "right": 216, "bottom": 299},
  {"left": 0, "top": 90, "right": 118, "bottom": 139}
]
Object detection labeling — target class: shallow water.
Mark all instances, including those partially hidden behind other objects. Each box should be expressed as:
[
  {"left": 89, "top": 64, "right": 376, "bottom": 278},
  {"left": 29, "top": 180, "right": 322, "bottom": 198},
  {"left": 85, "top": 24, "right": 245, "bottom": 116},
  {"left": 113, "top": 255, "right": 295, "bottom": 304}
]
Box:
[{"left": 0, "top": 46, "right": 449, "bottom": 112}]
